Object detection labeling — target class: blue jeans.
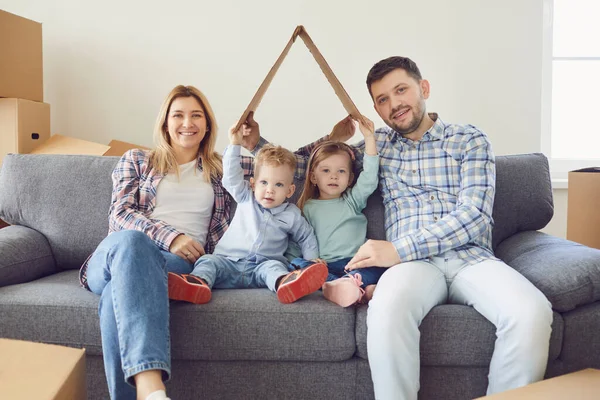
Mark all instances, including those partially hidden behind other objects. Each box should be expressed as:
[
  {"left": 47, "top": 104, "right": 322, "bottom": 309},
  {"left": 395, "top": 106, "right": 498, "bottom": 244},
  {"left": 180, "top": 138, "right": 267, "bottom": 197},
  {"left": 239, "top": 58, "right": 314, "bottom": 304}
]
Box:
[
  {"left": 290, "top": 257, "right": 386, "bottom": 287},
  {"left": 192, "top": 254, "right": 290, "bottom": 291},
  {"left": 86, "top": 230, "right": 193, "bottom": 400}
]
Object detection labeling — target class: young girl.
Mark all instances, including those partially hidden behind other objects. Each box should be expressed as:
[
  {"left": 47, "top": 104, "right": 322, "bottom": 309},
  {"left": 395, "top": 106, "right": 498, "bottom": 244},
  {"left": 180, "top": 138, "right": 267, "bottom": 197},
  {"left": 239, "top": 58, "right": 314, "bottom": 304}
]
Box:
[{"left": 294, "top": 116, "right": 387, "bottom": 307}]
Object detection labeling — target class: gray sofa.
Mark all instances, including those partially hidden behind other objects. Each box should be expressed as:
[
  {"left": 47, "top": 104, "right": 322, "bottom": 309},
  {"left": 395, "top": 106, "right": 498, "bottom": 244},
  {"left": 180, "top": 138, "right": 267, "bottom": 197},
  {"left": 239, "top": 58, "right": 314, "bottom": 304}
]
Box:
[{"left": 1, "top": 152, "right": 599, "bottom": 400}]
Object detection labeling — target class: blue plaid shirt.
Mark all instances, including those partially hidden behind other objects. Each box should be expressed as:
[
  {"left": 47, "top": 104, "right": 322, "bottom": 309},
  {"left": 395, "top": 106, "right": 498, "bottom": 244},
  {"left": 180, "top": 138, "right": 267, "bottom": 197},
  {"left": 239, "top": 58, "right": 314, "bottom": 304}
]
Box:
[{"left": 254, "top": 113, "right": 497, "bottom": 265}]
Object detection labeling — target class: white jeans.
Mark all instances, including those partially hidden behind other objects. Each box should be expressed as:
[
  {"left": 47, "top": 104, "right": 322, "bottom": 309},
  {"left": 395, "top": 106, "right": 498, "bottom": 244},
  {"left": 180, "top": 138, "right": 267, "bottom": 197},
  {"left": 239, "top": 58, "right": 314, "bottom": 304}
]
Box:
[{"left": 366, "top": 252, "right": 553, "bottom": 400}]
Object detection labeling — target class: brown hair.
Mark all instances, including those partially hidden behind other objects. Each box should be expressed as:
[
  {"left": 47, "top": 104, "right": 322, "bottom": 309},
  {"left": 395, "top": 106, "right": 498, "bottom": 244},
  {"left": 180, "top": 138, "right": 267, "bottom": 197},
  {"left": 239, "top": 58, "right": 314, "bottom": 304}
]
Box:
[
  {"left": 366, "top": 56, "right": 422, "bottom": 98},
  {"left": 150, "top": 85, "right": 222, "bottom": 181},
  {"left": 297, "top": 141, "right": 356, "bottom": 210},
  {"left": 254, "top": 144, "right": 297, "bottom": 178}
]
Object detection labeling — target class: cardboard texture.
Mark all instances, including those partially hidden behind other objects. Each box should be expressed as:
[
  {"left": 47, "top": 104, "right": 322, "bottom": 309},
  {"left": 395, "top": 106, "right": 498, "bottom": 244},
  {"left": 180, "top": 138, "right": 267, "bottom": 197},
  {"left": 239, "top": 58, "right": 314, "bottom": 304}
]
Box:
[
  {"left": 567, "top": 167, "right": 600, "bottom": 249},
  {"left": 103, "top": 139, "right": 151, "bottom": 156},
  {"left": 0, "top": 98, "right": 50, "bottom": 165},
  {"left": 0, "top": 339, "right": 86, "bottom": 400},
  {"left": 476, "top": 369, "right": 600, "bottom": 399},
  {"left": 30, "top": 134, "right": 149, "bottom": 157},
  {"left": 234, "top": 25, "right": 364, "bottom": 133},
  {"left": 30, "top": 134, "right": 111, "bottom": 155},
  {"left": 0, "top": 9, "right": 43, "bottom": 102}
]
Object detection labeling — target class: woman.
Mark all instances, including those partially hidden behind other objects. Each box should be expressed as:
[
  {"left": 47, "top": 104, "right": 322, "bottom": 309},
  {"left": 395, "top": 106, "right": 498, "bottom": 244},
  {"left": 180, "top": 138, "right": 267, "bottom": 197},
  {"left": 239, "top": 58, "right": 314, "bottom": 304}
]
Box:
[{"left": 80, "top": 85, "right": 241, "bottom": 400}]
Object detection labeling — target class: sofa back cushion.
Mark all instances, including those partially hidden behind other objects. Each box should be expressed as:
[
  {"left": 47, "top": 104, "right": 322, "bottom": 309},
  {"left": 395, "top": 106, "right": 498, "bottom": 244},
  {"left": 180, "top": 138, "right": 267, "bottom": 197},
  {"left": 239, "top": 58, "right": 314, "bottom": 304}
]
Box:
[
  {"left": 0, "top": 152, "right": 554, "bottom": 270},
  {"left": 0, "top": 154, "right": 118, "bottom": 270},
  {"left": 491, "top": 153, "right": 553, "bottom": 249}
]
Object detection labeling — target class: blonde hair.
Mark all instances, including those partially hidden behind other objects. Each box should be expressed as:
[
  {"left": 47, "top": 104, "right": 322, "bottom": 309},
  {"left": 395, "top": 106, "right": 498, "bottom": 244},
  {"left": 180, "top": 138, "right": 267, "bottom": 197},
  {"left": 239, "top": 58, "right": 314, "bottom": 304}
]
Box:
[
  {"left": 254, "top": 144, "right": 297, "bottom": 178},
  {"left": 150, "top": 85, "right": 222, "bottom": 181},
  {"left": 297, "top": 141, "right": 356, "bottom": 210}
]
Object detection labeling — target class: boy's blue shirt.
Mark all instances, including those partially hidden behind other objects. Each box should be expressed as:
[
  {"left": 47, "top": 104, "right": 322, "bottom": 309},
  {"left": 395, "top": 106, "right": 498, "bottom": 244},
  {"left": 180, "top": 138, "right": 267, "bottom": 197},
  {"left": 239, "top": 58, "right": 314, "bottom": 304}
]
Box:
[{"left": 214, "top": 145, "right": 319, "bottom": 264}]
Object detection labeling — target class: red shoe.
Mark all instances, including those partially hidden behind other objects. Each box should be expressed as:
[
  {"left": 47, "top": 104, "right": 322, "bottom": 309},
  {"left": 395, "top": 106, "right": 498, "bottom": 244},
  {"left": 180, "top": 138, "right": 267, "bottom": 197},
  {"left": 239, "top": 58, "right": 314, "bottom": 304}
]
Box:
[
  {"left": 276, "top": 263, "right": 328, "bottom": 304},
  {"left": 168, "top": 272, "right": 212, "bottom": 304}
]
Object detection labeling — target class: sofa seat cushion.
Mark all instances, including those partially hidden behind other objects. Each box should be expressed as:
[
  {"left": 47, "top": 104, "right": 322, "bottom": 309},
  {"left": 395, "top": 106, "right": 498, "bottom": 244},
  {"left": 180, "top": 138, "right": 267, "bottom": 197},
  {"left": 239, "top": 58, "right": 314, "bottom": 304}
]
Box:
[
  {"left": 0, "top": 270, "right": 356, "bottom": 362},
  {"left": 559, "top": 301, "right": 600, "bottom": 367},
  {"left": 496, "top": 231, "right": 600, "bottom": 312},
  {"left": 355, "top": 304, "right": 563, "bottom": 366}
]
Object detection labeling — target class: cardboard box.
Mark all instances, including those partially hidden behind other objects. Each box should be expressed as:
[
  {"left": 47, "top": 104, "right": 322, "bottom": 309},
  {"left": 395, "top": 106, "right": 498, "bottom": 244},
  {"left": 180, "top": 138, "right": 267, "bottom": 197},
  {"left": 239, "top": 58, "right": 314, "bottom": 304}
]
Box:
[
  {"left": 567, "top": 168, "right": 600, "bottom": 249},
  {"left": 0, "top": 338, "right": 86, "bottom": 400},
  {"left": 0, "top": 98, "right": 50, "bottom": 165},
  {"left": 0, "top": 9, "right": 43, "bottom": 102},
  {"left": 476, "top": 369, "right": 600, "bottom": 399},
  {"left": 29, "top": 134, "right": 149, "bottom": 157},
  {"left": 30, "top": 134, "right": 111, "bottom": 155},
  {"left": 104, "top": 139, "right": 151, "bottom": 156}
]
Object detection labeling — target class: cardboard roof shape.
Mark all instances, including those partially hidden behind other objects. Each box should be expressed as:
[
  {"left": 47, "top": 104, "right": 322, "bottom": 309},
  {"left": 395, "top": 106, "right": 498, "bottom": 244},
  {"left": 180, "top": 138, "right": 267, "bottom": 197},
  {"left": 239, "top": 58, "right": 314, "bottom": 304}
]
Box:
[{"left": 234, "top": 25, "right": 365, "bottom": 133}]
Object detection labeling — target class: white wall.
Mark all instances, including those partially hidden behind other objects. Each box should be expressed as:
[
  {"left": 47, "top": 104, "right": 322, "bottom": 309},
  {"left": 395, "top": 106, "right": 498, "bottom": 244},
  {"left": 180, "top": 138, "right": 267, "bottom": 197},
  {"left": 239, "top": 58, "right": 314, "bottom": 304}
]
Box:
[
  {"left": 3, "top": 0, "right": 567, "bottom": 236},
  {"left": 544, "top": 188, "right": 567, "bottom": 238}
]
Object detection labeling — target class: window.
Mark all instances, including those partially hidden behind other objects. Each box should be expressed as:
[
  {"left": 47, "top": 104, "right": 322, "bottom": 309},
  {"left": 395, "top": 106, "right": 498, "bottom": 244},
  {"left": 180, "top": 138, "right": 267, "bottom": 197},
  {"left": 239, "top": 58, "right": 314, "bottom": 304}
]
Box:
[{"left": 542, "top": 0, "right": 600, "bottom": 182}]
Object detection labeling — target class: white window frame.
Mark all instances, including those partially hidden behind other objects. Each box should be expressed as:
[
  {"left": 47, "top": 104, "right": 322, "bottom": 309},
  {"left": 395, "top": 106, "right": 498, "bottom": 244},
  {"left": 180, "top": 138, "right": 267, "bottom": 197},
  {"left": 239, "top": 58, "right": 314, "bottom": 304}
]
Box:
[{"left": 541, "top": 0, "right": 600, "bottom": 189}]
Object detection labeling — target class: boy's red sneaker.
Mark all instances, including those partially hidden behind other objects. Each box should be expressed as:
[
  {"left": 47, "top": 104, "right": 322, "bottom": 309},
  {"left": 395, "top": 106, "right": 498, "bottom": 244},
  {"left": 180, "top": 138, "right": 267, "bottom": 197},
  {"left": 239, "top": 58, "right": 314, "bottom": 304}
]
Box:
[
  {"left": 168, "top": 272, "right": 212, "bottom": 304},
  {"left": 276, "top": 263, "right": 328, "bottom": 304}
]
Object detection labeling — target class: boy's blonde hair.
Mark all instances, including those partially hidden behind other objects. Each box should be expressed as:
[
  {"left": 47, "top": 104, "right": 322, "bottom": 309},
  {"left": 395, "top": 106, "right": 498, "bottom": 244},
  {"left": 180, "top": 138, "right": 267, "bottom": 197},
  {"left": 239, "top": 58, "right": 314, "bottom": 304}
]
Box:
[{"left": 254, "top": 144, "right": 297, "bottom": 179}]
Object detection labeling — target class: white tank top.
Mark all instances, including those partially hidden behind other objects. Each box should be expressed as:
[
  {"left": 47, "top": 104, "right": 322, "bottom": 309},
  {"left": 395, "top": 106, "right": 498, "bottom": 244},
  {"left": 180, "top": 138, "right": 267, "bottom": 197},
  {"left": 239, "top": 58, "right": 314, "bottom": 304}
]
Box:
[{"left": 150, "top": 160, "right": 214, "bottom": 246}]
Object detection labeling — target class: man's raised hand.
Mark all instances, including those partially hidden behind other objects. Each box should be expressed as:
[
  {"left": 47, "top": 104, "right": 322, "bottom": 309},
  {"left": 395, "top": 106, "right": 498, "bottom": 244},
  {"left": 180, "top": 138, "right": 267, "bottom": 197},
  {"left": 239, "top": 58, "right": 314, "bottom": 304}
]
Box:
[{"left": 329, "top": 115, "right": 356, "bottom": 143}]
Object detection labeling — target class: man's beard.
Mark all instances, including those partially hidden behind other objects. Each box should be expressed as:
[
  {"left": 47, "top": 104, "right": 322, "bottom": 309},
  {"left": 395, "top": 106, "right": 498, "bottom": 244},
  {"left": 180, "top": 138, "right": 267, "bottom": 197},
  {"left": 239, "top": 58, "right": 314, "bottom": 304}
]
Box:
[{"left": 387, "top": 101, "right": 425, "bottom": 136}]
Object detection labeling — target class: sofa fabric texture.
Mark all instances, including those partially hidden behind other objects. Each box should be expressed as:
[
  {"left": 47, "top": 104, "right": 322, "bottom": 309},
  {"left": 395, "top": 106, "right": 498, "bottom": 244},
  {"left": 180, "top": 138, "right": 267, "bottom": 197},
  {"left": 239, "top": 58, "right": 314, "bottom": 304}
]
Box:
[{"left": 1, "top": 152, "right": 599, "bottom": 400}]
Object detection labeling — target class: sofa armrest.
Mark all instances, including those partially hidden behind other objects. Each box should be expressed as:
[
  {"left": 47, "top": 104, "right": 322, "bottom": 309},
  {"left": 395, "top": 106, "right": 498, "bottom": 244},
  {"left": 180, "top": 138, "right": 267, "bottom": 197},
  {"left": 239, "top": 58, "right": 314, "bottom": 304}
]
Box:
[
  {"left": 0, "top": 225, "right": 57, "bottom": 287},
  {"left": 496, "top": 230, "right": 600, "bottom": 312}
]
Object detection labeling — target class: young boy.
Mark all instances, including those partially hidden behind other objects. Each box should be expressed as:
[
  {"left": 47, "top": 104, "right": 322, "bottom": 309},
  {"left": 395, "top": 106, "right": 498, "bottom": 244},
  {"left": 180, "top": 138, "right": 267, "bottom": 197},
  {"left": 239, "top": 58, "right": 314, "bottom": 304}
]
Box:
[{"left": 167, "top": 126, "right": 327, "bottom": 304}]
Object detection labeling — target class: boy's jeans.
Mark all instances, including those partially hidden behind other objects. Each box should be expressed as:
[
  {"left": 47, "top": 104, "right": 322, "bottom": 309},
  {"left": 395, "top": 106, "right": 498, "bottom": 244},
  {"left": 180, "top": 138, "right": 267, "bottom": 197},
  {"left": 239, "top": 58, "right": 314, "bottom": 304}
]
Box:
[
  {"left": 290, "top": 257, "right": 387, "bottom": 287},
  {"left": 86, "top": 230, "right": 193, "bottom": 400},
  {"left": 191, "top": 254, "right": 290, "bottom": 291}
]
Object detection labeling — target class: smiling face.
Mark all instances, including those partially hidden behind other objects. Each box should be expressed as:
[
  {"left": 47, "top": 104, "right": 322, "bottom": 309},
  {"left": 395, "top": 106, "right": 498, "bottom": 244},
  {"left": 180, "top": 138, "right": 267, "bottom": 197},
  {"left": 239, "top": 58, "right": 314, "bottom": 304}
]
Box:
[
  {"left": 251, "top": 163, "right": 296, "bottom": 209},
  {"left": 371, "top": 68, "right": 431, "bottom": 139},
  {"left": 166, "top": 96, "right": 207, "bottom": 162},
  {"left": 310, "top": 152, "right": 353, "bottom": 200}
]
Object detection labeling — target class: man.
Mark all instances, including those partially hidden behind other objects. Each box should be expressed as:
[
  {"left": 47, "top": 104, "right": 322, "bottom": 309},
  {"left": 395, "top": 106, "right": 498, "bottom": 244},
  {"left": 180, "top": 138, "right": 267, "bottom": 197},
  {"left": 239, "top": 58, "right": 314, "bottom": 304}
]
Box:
[{"left": 241, "top": 56, "right": 552, "bottom": 400}]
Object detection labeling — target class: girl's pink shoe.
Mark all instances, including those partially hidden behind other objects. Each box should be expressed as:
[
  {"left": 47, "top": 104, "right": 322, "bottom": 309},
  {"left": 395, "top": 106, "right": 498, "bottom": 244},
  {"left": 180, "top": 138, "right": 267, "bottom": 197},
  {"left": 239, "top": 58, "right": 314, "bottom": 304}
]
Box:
[{"left": 322, "top": 274, "right": 365, "bottom": 307}]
